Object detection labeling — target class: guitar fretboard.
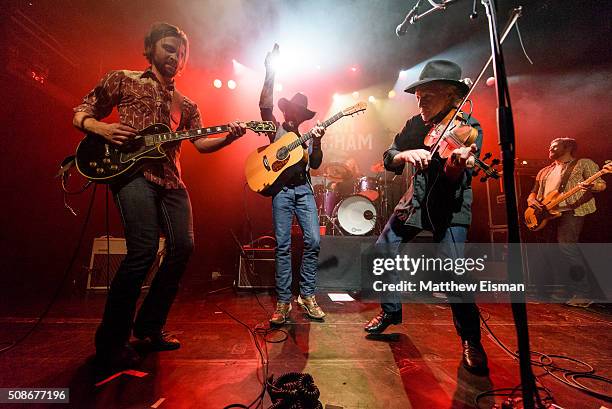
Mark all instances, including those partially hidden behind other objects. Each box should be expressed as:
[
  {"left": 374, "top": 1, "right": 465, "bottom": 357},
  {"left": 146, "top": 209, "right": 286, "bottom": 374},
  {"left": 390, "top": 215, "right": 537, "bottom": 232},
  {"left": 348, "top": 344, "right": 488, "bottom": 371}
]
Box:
[
  {"left": 548, "top": 168, "right": 607, "bottom": 208},
  {"left": 286, "top": 112, "right": 344, "bottom": 150},
  {"left": 143, "top": 125, "right": 231, "bottom": 146}
]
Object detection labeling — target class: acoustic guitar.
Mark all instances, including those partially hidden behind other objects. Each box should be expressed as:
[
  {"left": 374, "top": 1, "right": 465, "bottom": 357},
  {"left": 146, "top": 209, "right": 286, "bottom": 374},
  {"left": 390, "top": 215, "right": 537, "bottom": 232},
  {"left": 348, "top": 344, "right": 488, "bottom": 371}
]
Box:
[{"left": 245, "top": 102, "right": 367, "bottom": 196}]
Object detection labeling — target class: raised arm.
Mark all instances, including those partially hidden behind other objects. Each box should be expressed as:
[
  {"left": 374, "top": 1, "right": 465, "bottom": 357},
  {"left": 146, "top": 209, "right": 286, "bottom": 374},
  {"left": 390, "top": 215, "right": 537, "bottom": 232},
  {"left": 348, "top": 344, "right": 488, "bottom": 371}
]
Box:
[{"left": 259, "top": 44, "right": 279, "bottom": 143}]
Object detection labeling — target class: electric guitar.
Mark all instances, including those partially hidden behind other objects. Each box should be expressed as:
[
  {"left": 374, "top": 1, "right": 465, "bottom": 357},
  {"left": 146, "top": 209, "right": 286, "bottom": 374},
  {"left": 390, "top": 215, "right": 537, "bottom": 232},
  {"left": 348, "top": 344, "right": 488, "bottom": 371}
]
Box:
[
  {"left": 75, "top": 121, "right": 276, "bottom": 183},
  {"left": 524, "top": 161, "right": 611, "bottom": 231},
  {"left": 245, "top": 102, "right": 367, "bottom": 196}
]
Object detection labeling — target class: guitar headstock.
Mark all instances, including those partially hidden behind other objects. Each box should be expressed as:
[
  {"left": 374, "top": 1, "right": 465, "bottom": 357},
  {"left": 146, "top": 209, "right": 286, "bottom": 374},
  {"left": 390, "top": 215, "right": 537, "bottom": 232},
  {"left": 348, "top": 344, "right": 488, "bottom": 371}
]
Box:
[
  {"left": 473, "top": 152, "right": 501, "bottom": 182},
  {"left": 602, "top": 160, "right": 612, "bottom": 174},
  {"left": 246, "top": 121, "right": 277, "bottom": 134},
  {"left": 341, "top": 101, "right": 367, "bottom": 117}
]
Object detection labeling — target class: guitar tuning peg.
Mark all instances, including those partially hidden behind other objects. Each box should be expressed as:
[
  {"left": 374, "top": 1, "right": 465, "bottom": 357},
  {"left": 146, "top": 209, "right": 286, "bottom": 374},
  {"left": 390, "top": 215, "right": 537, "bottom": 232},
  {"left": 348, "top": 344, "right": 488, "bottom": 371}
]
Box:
[
  {"left": 483, "top": 152, "right": 492, "bottom": 160},
  {"left": 492, "top": 159, "right": 500, "bottom": 165}
]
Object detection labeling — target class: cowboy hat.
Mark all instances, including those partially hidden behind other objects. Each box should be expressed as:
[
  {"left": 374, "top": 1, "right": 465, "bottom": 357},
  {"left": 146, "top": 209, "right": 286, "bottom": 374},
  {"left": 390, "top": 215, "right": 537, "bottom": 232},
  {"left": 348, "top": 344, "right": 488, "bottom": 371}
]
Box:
[
  {"left": 278, "top": 92, "right": 316, "bottom": 121},
  {"left": 404, "top": 60, "right": 470, "bottom": 95}
]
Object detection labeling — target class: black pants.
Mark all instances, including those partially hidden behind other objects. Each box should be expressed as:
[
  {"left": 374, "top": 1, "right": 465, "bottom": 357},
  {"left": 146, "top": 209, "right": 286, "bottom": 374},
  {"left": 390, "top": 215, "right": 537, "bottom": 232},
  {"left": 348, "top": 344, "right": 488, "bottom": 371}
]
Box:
[
  {"left": 95, "top": 176, "right": 194, "bottom": 354},
  {"left": 376, "top": 214, "right": 481, "bottom": 342}
]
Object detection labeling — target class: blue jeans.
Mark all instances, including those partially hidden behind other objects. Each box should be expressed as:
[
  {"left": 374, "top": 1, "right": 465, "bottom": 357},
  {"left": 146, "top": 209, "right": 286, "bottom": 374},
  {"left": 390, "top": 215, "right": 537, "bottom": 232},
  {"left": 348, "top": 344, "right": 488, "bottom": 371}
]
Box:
[
  {"left": 95, "top": 176, "right": 194, "bottom": 353},
  {"left": 272, "top": 187, "right": 321, "bottom": 303},
  {"left": 376, "top": 213, "right": 481, "bottom": 341}
]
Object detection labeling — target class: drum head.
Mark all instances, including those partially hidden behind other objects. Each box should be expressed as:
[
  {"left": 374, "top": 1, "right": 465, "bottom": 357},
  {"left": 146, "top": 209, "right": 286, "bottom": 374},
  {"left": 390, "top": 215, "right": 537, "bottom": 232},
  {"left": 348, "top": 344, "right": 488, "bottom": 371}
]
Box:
[{"left": 334, "top": 195, "right": 376, "bottom": 235}]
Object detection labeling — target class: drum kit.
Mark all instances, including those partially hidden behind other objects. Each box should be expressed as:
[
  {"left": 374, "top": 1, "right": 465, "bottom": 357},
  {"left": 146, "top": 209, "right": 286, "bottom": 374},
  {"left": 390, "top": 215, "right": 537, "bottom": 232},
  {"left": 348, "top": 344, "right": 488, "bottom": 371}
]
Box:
[{"left": 311, "top": 161, "right": 409, "bottom": 236}]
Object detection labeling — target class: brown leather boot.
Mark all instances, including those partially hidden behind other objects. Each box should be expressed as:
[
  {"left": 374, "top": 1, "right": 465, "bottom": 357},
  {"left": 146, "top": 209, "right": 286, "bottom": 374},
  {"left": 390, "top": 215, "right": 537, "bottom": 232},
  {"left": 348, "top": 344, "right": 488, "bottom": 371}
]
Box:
[
  {"left": 297, "top": 295, "right": 326, "bottom": 319},
  {"left": 269, "top": 302, "right": 292, "bottom": 326}
]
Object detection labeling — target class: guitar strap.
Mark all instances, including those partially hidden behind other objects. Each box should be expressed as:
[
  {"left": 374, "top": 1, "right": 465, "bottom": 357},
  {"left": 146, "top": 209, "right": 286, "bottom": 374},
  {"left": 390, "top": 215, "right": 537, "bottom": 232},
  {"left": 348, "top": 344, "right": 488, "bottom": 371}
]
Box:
[
  {"left": 56, "top": 154, "right": 93, "bottom": 215},
  {"left": 170, "top": 89, "right": 184, "bottom": 131},
  {"left": 557, "top": 159, "right": 578, "bottom": 193}
]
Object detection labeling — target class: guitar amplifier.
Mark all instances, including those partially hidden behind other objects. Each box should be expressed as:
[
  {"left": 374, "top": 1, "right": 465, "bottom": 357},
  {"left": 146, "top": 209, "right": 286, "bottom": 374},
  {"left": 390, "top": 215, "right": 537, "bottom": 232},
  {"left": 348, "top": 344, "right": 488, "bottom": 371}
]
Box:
[
  {"left": 86, "top": 236, "right": 165, "bottom": 290},
  {"left": 485, "top": 171, "right": 536, "bottom": 229},
  {"left": 236, "top": 246, "right": 276, "bottom": 289}
]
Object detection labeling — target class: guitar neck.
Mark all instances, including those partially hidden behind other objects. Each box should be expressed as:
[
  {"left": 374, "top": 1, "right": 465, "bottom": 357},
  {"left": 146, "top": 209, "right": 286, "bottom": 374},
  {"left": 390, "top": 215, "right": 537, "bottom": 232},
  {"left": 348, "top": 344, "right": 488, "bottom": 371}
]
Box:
[
  {"left": 548, "top": 168, "right": 605, "bottom": 208},
  {"left": 287, "top": 112, "right": 344, "bottom": 150},
  {"left": 143, "top": 124, "right": 232, "bottom": 146}
]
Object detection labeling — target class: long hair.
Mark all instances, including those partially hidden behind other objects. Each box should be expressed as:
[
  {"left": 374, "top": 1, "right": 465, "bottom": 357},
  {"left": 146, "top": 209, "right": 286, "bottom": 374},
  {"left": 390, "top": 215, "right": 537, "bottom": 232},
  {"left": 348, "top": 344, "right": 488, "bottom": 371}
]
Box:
[{"left": 143, "top": 22, "right": 189, "bottom": 72}]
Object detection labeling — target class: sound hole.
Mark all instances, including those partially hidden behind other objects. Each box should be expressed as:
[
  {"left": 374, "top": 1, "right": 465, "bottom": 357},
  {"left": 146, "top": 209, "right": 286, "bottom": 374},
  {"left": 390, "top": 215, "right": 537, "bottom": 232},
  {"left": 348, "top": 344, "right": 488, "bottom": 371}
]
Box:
[{"left": 276, "top": 146, "right": 289, "bottom": 161}]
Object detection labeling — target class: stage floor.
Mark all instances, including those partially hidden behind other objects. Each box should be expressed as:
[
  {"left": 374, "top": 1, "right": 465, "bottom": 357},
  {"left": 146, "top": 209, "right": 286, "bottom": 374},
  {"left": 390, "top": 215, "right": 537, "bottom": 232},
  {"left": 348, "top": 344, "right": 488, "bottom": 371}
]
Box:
[{"left": 0, "top": 291, "right": 610, "bottom": 408}]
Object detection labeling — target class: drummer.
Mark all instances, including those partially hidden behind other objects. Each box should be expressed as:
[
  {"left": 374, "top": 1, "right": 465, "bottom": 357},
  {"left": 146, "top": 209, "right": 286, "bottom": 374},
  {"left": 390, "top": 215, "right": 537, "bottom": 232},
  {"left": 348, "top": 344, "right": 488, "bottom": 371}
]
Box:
[{"left": 329, "top": 158, "right": 361, "bottom": 196}]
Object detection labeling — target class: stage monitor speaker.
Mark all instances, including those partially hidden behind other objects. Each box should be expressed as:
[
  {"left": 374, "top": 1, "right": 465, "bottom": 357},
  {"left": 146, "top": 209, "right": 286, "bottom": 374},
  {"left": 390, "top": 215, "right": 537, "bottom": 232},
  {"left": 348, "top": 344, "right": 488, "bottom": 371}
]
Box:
[
  {"left": 237, "top": 246, "right": 276, "bottom": 289},
  {"left": 87, "top": 236, "right": 165, "bottom": 290},
  {"left": 317, "top": 236, "right": 377, "bottom": 290}
]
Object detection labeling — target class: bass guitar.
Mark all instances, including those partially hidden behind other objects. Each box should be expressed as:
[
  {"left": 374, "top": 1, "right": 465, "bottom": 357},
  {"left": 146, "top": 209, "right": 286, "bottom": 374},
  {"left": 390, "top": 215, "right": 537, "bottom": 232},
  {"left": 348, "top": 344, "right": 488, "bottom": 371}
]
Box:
[
  {"left": 75, "top": 121, "right": 276, "bottom": 183},
  {"left": 244, "top": 102, "right": 367, "bottom": 196},
  {"left": 524, "top": 161, "right": 611, "bottom": 231}
]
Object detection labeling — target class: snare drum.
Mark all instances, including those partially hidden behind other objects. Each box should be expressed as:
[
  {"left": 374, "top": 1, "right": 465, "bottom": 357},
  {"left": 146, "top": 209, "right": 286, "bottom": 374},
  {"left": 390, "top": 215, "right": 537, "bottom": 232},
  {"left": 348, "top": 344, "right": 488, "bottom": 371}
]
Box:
[
  {"left": 333, "top": 195, "right": 377, "bottom": 236},
  {"left": 355, "top": 176, "right": 380, "bottom": 201}
]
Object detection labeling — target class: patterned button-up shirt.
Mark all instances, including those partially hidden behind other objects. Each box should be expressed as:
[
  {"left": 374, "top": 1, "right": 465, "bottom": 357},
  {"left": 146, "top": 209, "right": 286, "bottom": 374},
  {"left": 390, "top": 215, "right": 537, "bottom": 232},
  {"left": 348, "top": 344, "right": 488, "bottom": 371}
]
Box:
[
  {"left": 531, "top": 158, "right": 604, "bottom": 216},
  {"left": 74, "top": 68, "right": 202, "bottom": 189}
]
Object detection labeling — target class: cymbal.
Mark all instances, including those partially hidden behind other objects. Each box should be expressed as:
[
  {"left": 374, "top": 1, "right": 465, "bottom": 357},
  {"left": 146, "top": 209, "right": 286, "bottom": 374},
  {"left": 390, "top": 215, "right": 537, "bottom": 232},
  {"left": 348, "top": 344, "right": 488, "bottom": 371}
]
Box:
[{"left": 370, "top": 161, "right": 385, "bottom": 173}]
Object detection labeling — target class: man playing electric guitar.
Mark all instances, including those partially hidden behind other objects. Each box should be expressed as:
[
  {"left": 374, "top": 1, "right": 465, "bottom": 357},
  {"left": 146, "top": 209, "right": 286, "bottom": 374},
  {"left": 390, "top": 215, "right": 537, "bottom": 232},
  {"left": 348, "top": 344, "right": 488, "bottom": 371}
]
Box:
[
  {"left": 527, "top": 138, "right": 606, "bottom": 307},
  {"left": 259, "top": 44, "right": 326, "bottom": 325},
  {"left": 73, "top": 23, "right": 246, "bottom": 374}
]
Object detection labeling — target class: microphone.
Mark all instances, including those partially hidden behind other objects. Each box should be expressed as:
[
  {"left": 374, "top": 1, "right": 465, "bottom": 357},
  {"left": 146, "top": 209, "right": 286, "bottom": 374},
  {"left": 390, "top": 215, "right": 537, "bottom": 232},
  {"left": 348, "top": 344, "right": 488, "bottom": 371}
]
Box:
[{"left": 395, "top": 1, "right": 421, "bottom": 37}]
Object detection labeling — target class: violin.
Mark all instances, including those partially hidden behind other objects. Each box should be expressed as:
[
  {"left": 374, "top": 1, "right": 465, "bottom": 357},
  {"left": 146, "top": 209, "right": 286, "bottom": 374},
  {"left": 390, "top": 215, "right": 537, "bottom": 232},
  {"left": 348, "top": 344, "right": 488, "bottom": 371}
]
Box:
[{"left": 424, "top": 108, "right": 500, "bottom": 182}]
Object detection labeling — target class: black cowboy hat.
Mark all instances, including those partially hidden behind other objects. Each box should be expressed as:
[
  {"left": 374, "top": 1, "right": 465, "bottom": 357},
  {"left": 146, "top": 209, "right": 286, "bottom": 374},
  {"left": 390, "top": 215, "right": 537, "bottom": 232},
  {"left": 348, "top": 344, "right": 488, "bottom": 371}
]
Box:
[
  {"left": 278, "top": 92, "right": 316, "bottom": 121},
  {"left": 404, "top": 60, "right": 470, "bottom": 96}
]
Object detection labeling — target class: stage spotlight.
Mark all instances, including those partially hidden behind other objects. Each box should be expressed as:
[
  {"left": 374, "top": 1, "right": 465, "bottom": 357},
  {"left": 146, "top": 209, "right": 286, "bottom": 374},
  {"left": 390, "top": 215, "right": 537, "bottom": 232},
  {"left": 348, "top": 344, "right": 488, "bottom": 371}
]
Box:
[
  {"left": 232, "top": 59, "right": 243, "bottom": 75},
  {"left": 227, "top": 80, "right": 237, "bottom": 90},
  {"left": 332, "top": 93, "right": 340, "bottom": 101},
  {"left": 388, "top": 90, "right": 396, "bottom": 99},
  {"left": 399, "top": 70, "right": 407, "bottom": 79},
  {"left": 350, "top": 66, "right": 358, "bottom": 72},
  {"left": 213, "top": 79, "right": 222, "bottom": 88},
  {"left": 274, "top": 83, "right": 283, "bottom": 92},
  {"left": 368, "top": 96, "right": 376, "bottom": 103},
  {"left": 352, "top": 91, "right": 359, "bottom": 99}
]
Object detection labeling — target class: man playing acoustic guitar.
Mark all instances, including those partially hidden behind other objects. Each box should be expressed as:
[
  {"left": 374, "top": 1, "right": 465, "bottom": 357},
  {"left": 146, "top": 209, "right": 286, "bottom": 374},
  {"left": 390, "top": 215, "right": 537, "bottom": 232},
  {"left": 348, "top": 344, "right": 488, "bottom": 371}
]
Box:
[
  {"left": 73, "top": 23, "right": 246, "bottom": 374},
  {"left": 259, "top": 44, "right": 326, "bottom": 325}
]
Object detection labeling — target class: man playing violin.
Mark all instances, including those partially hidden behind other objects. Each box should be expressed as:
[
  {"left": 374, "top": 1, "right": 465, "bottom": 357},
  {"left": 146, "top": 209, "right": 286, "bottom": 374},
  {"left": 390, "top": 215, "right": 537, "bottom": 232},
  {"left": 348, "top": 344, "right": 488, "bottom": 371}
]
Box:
[{"left": 364, "top": 60, "right": 488, "bottom": 374}]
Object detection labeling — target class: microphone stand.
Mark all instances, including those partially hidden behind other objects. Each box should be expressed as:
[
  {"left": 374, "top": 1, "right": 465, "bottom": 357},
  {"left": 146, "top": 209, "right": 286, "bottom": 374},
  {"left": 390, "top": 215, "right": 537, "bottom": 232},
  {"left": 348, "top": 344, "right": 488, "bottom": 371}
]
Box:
[
  {"left": 408, "top": 2, "right": 539, "bottom": 407},
  {"left": 481, "top": 1, "right": 538, "bottom": 406},
  {"left": 410, "top": 0, "right": 459, "bottom": 24}
]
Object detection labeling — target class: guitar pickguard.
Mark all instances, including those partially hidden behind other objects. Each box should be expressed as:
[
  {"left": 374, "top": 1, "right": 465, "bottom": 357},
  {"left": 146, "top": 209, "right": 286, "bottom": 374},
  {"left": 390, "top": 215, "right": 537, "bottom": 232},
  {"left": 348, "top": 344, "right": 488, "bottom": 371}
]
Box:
[
  {"left": 271, "top": 158, "right": 290, "bottom": 172},
  {"left": 120, "top": 145, "right": 166, "bottom": 164}
]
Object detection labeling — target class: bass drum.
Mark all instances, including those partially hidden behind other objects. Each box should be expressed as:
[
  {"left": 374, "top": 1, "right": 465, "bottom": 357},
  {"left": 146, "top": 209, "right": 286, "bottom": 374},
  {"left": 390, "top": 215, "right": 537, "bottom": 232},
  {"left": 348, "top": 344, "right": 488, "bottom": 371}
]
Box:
[{"left": 333, "top": 195, "right": 377, "bottom": 236}]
